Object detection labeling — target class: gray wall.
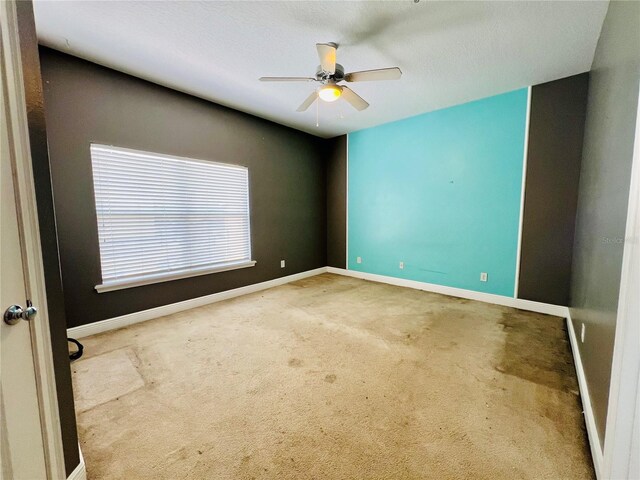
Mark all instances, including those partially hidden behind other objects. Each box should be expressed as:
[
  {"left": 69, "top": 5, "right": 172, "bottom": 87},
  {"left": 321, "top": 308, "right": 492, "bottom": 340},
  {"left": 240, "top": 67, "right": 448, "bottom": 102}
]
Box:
[
  {"left": 569, "top": 0, "right": 640, "bottom": 447},
  {"left": 518, "top": 74, "right": 588, "bottom": 305},
  {"left": 326, "top": 135, "right": 347, "bottom": 268},
  {"left": 16, "top": 5, "right": 79, "bottom": 476},
  {"left": 40, "top": 48, "right": 327, "bottom": 328}
]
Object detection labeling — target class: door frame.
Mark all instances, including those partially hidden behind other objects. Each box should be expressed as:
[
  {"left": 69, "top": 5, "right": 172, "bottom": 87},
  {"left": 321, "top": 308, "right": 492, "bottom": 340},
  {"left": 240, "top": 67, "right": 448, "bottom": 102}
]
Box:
[
  {"left": 602, "top": 84, "right": 640, "bottom": 480},
  {"left": 1, "top": 0, "right": 66, "bottom": 477}
]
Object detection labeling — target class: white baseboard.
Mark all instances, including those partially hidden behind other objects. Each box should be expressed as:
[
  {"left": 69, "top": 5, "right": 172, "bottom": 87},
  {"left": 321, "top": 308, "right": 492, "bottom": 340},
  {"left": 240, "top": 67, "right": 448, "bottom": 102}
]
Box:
[
  {"left": 69, "top": 265, "right": 569, "bottom": 339},
  {"left": 67, "top": 444, "right": 86, "bottom": 480},
  {"left": 326, "top": 267, "right": 568, "bottom": 317},
  {"left": 67, "top": 267, "right": 327, "bottom": 339},
  {"left": 566, "top": 315, "right": 604, "bottom": 479}
]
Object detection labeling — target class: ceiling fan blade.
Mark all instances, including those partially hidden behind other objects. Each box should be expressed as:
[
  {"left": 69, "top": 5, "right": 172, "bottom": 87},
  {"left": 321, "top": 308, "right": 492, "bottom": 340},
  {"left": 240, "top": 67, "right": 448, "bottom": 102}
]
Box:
[
  {"left": 260, "top": 76, "right": 316, "bottom": 82},
  {"left": 316, "top": 43, "right": 337, "bottom": 74},
  {"left": 341, "top": 86, "right": 369, "bottom": 111},
  {"left": 345, "top": 67, "right": 402, "bottom": 82},
  {"left": 296, "top": 91, "right": 318, "bottom": 112}
]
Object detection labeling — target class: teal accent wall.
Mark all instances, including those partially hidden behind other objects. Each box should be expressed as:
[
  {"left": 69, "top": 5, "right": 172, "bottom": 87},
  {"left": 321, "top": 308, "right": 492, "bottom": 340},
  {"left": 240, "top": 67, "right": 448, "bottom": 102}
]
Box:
[{"left": 348, "top": 88, "right": 528, "bottom": 297}]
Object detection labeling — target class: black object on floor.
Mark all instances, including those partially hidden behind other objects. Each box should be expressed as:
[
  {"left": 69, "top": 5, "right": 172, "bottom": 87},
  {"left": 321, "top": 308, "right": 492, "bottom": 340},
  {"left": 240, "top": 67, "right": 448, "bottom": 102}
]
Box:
[{"left": 68, "top": 338, "right": 84, "bottom": 361}]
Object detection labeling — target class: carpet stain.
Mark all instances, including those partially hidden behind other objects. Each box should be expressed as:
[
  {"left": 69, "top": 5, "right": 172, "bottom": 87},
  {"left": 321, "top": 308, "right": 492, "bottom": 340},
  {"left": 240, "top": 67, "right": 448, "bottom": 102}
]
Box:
[
  {"left": 73, "top": 273, "right": 594, "bottom": 480},
  {"left": 288, "top": 358, "right": 303, "bottom": 367},
  {"left": 324, "top": 374, "right": 337, "bottom": 383},
  {"left": 496, "top": 310, "right": 578, "bottom": 392}
]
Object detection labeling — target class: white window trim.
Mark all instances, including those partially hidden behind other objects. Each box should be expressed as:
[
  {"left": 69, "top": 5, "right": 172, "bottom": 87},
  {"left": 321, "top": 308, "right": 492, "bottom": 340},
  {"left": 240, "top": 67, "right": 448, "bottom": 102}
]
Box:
[{"left": 95, "top": 259, "right": 256, "bottom": 293}]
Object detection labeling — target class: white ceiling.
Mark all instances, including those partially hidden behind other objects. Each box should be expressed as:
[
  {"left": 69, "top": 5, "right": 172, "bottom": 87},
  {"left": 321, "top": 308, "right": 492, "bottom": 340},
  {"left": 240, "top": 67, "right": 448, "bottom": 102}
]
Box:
[{"left": 33, "top": 1, "right": 608, "bottom": 138}]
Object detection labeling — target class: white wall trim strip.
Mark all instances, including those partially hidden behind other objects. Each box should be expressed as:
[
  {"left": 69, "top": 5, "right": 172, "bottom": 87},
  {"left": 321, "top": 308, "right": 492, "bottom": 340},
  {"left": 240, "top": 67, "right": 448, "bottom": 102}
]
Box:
[
  {"left": 326, "top": 267, "right": 567, "bottom": 317},
  {"left": 67, "top": 267, "right": 327, "bottom": 339},
  {"left": 514, "top": 85, "right": 532, "bottom": 298},
  {"left": 67, "top": 445, "right": 86, "bottom": 480},
  {"left": 566, "top": 315, "right": 604, "bottom": 479},
  {"left": 345, "top": 133, "right": 349, "bottom": 269}
]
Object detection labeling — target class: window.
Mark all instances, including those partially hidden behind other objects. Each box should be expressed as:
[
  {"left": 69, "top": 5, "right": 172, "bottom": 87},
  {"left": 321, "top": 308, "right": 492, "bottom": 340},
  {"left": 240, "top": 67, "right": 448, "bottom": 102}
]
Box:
[{"left": 91, "top": 144, "right": 254, "bottom": 293}]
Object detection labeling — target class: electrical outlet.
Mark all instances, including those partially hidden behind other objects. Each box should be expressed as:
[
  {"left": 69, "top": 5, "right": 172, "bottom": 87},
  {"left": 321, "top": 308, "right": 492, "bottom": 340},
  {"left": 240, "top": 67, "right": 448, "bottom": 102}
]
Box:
[
  {"left": 480, "top": 272, "right": 488, "bottom": 282},
  {"left": 399, "top": 261, "right": 404, "bottom": 270},
  {"left": 356, "top": 256, "right": 362, "bottom": 264},
  {"left": 280, "top": 260, "right": 285, "bottom": 268},
  {"left": 581, "top": 323, "right": 586, "bottom": 343}
]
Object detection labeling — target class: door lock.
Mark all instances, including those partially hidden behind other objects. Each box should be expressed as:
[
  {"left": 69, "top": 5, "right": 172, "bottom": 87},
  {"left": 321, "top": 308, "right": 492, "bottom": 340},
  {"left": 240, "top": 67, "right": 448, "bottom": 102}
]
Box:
[{"left": 4, "top": 300, "right": 37, "bottom": 325}]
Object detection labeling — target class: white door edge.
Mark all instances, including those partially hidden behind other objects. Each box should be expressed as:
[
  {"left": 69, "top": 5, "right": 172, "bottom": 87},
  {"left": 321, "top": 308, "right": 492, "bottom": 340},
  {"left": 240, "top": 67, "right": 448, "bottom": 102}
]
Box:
[
  {"left": 1, "top": 1, "right": 66, "bottom": 477},
  {"left": 602, "top": 83, "right": 640, "bottom": 480}
]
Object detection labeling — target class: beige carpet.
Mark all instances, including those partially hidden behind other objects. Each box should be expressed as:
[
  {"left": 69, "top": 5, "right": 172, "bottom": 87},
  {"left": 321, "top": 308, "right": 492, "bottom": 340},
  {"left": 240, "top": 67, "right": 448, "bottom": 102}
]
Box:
[{"left": 71, "top": 273, "right": 594, "bottom": 479}]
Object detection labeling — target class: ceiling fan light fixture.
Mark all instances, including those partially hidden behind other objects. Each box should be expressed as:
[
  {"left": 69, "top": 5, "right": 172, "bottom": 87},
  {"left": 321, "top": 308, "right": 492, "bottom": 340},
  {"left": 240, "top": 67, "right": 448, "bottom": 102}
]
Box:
[
  {"left": 318, "top": 85, "right": 342, "bottom": 102},
  {"left": 264, "top": 42, "right": 400, "bottom": 112}
]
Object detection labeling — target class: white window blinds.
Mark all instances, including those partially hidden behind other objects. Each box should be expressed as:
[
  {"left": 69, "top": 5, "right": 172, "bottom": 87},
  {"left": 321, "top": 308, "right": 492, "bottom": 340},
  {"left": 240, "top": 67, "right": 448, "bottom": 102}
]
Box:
[{"left": 91, "top": 144, "right": 254, "bottom": 293}]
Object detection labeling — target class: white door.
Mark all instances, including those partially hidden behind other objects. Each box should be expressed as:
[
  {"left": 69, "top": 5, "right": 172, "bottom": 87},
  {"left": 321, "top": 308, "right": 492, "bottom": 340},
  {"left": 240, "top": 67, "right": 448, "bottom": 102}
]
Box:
[
  {"left": 0, "top": 68, "right": 46, "bottom": 478},
  {"left": 1, "top": 1, "right": 66, "bottom": 478}
]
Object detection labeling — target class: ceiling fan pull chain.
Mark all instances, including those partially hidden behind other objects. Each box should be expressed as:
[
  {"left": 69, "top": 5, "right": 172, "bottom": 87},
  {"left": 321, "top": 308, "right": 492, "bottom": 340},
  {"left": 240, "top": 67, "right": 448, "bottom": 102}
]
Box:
[{"left": 316, "top": 94, "right": 320, "bottom": 127}]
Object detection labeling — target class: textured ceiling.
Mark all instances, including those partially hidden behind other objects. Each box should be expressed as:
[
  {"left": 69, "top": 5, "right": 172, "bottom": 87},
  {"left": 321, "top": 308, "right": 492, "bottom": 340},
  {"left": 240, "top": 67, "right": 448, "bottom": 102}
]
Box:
[{"left": 33, "top": 1, "right": 608, "bottom": 138}]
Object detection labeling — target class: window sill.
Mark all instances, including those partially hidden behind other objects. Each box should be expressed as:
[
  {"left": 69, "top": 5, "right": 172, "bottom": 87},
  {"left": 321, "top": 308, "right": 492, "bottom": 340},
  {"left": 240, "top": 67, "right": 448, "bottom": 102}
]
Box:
[{"left": 95, "top": 260, "right": 257, "bottom": 293}]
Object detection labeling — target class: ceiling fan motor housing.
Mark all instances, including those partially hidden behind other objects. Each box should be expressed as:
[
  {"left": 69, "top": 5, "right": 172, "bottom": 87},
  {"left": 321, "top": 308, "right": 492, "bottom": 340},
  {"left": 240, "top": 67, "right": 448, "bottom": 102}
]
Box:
[{"left": 316, "top": 64, "right": 345, "bottom": 84}]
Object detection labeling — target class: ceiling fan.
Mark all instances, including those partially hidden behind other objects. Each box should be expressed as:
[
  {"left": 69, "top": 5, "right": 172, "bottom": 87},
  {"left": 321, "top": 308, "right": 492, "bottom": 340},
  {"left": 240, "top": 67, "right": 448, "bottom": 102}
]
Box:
[{"left": 259, "top": 43, "right": 402, "bottom": 112}]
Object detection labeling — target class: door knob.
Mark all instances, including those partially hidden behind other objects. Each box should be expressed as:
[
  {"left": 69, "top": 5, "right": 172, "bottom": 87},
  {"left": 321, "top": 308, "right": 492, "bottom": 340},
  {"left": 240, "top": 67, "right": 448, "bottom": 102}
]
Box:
[{"left": 4, "top": 302, "right": 37, "bottom": 325}]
